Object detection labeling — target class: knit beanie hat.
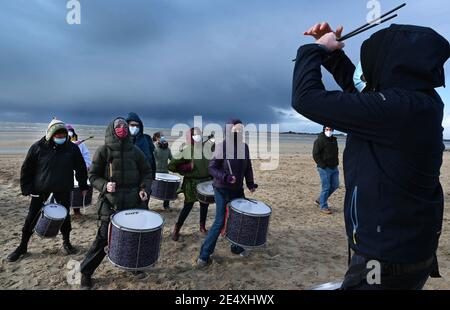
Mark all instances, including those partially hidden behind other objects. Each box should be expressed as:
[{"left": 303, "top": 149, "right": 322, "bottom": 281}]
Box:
[{"left": 46, "top": 119, "right": 67, "bottom": 141}]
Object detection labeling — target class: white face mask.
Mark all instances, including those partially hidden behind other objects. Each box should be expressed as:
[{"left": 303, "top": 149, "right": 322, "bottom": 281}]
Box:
[
  {"left": 325, "top": 131, "right": 333, "bottom": 138},
  {"left": 68, "top": 131, "right": 74, "bottom": 137},
  {"left": 129, "top": 126, "right": 140, "bottom": 136},
  {"left": 192, "top": 135, "right": 202, "bottom": 143},
  {"left": 353, "top": 61, "right": 367, "bottom": 93}
]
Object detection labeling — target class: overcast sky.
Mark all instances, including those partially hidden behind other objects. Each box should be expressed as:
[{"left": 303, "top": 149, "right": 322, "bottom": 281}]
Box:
[{"left": 0, "top": 0, "right": 449, "bottom": 135}]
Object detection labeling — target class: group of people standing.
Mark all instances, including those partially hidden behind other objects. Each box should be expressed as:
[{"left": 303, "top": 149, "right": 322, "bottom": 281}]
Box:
[{"left": 7, "top": 113, "right": 257, "bottom": 289}]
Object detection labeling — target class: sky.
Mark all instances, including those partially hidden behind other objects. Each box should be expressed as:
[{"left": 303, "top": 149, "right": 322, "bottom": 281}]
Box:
[{"left": 0, "top": 0, "right": 449, "bottom": 135}]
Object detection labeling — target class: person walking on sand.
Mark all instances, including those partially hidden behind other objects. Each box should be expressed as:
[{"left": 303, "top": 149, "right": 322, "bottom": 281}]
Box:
[
  {"left": 7, "top": 119, "right": 89, "bottom": 262},
  {"left": 292, "top": 22, "right": 449, "bottom": 289},
  {"left": 79, "top": 117, "right": 153, "bottom": 289},
  {"left": 153, "top": 132, "right": 173, "bottom": 210},
  {"left": 168, "top": 127, "right": 211, "bottom": 241},
  {"left": 312, "top": 126, "right": 339, "bottom": 215},
  {"left": 67, "top": 124, "right": 92, "bottom": 216},
  {"left": 197, "top": 119, "right": 258, "bottom": 267}
]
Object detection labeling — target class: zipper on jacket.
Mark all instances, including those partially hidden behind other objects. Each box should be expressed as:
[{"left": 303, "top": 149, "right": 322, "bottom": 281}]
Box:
[{"left": 350, "top": 186, "right": 359, "bottom": 245}]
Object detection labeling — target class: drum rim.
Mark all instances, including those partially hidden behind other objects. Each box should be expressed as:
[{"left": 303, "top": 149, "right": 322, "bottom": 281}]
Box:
[
  {"left": 228, "top": 201, "right": 272, "bottom": 217},
  {"left": 110, "top": 209, "right": 165, "bottom": 233},
  {"left": 42, "top": 204, "right": 68, "bottom": 220},
  {"left": 224, "top": 236, "right": 267, "bottom": 249},
  {"left": 106, "top": 255, "right": 159, "bottom": 271},
  {"left": 196, "top": 181, "right": 214, "bottom": 196},
  {"left": 154, "top": 173, "right": 181, "bottom": 182}
]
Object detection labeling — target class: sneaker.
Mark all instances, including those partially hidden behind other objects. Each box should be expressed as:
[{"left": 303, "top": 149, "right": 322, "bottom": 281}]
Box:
[
  {"left": 320, "top": 208, "right": 333, "bottom": 215},
  {"left": 196, "top": 257, "right": 212, "bottom": 268},
  {"left": 239, "top": 250, "right": 250, "bottom": 257},
  {"left": 314, "top": 200, "right": 320, "bottom": 207}
]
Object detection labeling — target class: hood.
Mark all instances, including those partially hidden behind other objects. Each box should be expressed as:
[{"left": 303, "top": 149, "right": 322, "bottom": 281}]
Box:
[
  {"left": 361, "top": 24, "right": 450, "bottom": 91},
  {"left": 105, "top": 117, "right": 131, "bottom": 146},
  {"left": 126, "top": 112, "right": 144, "bottom": 136}
]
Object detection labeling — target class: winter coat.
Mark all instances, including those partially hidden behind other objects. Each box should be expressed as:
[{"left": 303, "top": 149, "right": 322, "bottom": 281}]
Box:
[{"left": 313, "top": 132, "right": 339, "bottom": 169}]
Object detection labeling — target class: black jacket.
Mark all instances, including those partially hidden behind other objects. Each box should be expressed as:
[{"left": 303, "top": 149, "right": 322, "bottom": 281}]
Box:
[
  {"left": 292, "top": 24, "right": 449, "bottom": 263},
  {"left": 313, "top": 132, "right": 339, "bottom": 169},
  {"left": 20, "top": 137, "right": 89, "bottom": 195}
]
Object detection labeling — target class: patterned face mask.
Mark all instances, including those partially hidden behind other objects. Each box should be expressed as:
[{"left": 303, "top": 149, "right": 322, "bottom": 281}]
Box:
[{"left": 353, "top": 61, "right": 367, "bottom": 93}]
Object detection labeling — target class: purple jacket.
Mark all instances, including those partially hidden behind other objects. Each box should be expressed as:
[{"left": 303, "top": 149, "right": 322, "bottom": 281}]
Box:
[{"left": 209, "top": 139, "right": 256, "bottom": 191}]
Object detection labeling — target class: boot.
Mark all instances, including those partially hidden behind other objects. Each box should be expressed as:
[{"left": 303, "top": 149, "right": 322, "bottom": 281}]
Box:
[
  {"left": 171, "top": 224, "right": 181, "bottom": 241},
  {"left": 7, "top": 233, "right": 31, "bottom": 262},
  {"left": 199, "top": 223, "right": 208, "bottom": 234},
  {"left": 80, "top": 273, "right": 93, "bottom": 289},
  {"left": 62, "top": 237, "right": 78, "bottom": 255}
]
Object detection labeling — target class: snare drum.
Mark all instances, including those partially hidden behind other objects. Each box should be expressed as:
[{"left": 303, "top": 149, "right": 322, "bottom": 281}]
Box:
[
  {"left": 34, "top": 203, "right": 68, "bottom": 238},
  {"left": 196, "top": 181, "right": 215, "bottom": 204},
  {"left": 151, "top": 173, "right": 181, "bottom": 201},
  {"left": 225, "top": 198, "right": 271, "bottom": 248},
  {"left": 70, "top": 177, "right": 93, "bottom": 208},
  {"left": 107, "top": 209, "right": 164, "bottom": 270}
]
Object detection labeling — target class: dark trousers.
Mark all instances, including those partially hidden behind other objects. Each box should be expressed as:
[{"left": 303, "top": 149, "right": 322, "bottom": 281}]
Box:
[
  {"left": 80, "top": 221, "right": 109, "bottom": 276},
  {"left": 176, "top": 202, "right": 209, "bottom": 227},
  {"left": 22, "top": 192, "right": 72, "bottom": 241},
  {"left": 341, "top": 254, "right": 432, "bottom": 290}
]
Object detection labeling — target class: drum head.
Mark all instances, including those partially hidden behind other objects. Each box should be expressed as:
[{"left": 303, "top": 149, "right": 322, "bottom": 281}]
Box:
[
  {"left": 196, "top": 181, "right": 214, "bottom": 196},
  {"left": 155, "top": 173, "right": 181, "bottom": 182},
  {"left": 230, "top": 199, "right": 271, "bottom": 216},
  {"left": 43, "top": 204, "right": 68, "bottom": 220},
  {"left": 112, "top": 209, "right": 164, "bottom": 232}
]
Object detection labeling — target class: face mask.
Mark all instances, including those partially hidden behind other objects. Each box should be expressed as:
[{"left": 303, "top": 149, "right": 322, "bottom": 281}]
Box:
[
  {"left": 160, "top": 136, "right": 167, "bottom": 143},
  {"left": 192, "top": 135, "right": 202, "bottom": 143},
  {"left": 115, "top": 127, "right": 128, "bottom": 139},
  {"left": 53, "top": 137, "right": 66, "bottom": 145},
  {"left": 129, "top": 126, "right": 140, "bottom": 136},
  {"left": 68, "top": 131, "right": 74, "bottom": 137},
  {"left": 325, "top": 131, "right": 333, "bottom": 138},
  {"left": 353, "top": 61, "right": 367, "bottom": 93}
]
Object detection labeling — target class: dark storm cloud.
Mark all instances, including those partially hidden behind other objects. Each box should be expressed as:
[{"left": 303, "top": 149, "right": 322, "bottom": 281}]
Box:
[{"left": 0, "top": 0, "right": 449, "bottom": 134}]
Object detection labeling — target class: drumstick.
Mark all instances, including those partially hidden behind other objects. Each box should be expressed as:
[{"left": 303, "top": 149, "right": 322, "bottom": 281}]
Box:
[
  {"left": 226, "top": 160, "right": 233, "bottom": 176},
  {"left": 109, "top": 163, "right": 113, "bottom": 181},
  {"left": 78, "top": 136, "right": 94, "bottom": 144}
]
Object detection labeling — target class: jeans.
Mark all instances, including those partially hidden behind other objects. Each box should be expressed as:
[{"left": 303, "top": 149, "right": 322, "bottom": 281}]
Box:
[
  {"left": 22, "top": 192, "right": 72, "bottom": 241},
  {"left": 341, "top": 254, "right": 431, "bottom": 290},
  {"left": 317, "top": 167, "right": 339, "bottom": 210},
  {"left": 176, "top": 202, "right": 209, "bottom": 227},
  {"left": 199, "top": 187, "right": 245, "bottom": 261}
]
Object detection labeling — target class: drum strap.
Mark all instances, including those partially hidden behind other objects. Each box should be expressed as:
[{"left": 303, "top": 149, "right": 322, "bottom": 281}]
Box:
[{"left": 220, "top": 206, "right": 230, "bottom": 237}]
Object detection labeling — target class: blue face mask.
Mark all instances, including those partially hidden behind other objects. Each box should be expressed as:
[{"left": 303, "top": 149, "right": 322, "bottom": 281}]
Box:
[
  {"left": 53, "top": 137, "right": 66, "bottom": 145},
  {"left": 353, "top": 61, "right": 367, "bottom": 93}
]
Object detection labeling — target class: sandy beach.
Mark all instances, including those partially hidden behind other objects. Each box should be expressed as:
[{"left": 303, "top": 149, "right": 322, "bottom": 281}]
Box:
[{"left": 0, "top": 126, "right": 449, "bottom": 290}]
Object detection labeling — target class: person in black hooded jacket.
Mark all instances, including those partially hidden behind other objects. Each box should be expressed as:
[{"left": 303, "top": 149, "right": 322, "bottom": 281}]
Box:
[
  {"left": 7, "top": 119, "right": 89, "bottom": 262},
  {"left": 292, "top": 23, "right": 450, "bottom": 289},
  {"left": 126, "top": 112, "right": 156, "bottom": 180}
]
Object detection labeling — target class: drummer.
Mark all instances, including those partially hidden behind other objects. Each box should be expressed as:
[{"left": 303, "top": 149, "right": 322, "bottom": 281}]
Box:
[
  {"left": 168, "top": 127, "right": 211, "bottom": 241},
  {"left": 79, "top": 117, "right": 153, "bottom": 289},
  {"left": 197, "top": 119, "right": 258, "bottom": 267},
  {"left": 66, "top": 124, "right": 92, "bottom": 216},
  {"left": 153, "top": 132, "right": 173, "bottom": 210},
  {"left": 6, "top": 118, "right": 89, "bottom": 262}
]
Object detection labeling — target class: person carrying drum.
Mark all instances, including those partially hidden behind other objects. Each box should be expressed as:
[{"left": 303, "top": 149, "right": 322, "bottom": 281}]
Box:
[
  {"left": 292, "top": 22, "right": 449, "bottom": 289},
  {"left": 312, "top": 126, "right": 339, "bottom": 215},
  {"left": 67, "top": 124, "right": 92, "bottom": 216},
  {"left": 7, "top": 119, "right": 89, "bottom": 262},
  {"left": 153, "top": 132, "right": 173, "bottom": 210},
  {"left": 79, "top": 117, "right": 153, "bottom": 289},
  {"left": 168, "top": 127, "right": 211, "bottom": 241},
  {"left": 197, "top": 119, "right": 258, "bottom": 267},
  {"left": 126, "top": 112, "right": 156, "bottom": 180}
]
